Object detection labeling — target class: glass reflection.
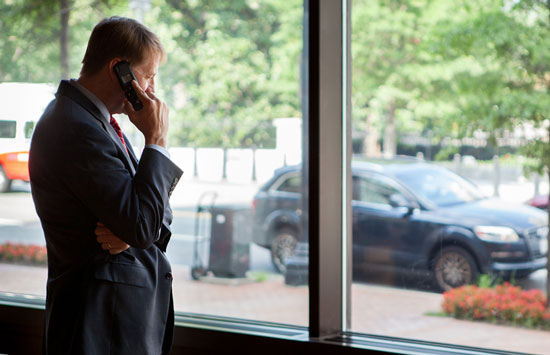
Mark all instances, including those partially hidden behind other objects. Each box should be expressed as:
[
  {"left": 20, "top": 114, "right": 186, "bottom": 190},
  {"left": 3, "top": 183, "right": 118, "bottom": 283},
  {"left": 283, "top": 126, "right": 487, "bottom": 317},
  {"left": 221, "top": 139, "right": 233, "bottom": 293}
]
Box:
[{"left": 350, "top": 1, "right": 550, "bottom": 353}]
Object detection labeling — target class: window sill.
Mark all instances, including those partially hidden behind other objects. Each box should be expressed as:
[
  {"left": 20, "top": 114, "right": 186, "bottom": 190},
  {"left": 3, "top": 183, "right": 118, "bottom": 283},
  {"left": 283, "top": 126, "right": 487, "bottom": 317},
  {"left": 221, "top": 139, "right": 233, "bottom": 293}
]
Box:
[{"left": 0, "top": 294, "right": 528, "bottom": 355}]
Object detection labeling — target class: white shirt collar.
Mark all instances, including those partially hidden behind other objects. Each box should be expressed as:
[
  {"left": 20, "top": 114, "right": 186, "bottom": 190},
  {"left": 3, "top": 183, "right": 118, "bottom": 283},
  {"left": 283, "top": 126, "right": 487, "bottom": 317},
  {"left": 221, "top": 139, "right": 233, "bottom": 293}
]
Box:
[{"left": 69, "top": 79, "right": 111, "bottom": 122}]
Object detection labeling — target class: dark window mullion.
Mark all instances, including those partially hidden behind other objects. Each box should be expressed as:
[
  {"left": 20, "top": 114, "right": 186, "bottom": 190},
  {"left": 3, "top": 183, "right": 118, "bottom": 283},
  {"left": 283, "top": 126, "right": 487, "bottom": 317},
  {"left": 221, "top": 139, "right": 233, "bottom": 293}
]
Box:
[{"left": 307, "top": 0, "right": 345, "bottom": 338}]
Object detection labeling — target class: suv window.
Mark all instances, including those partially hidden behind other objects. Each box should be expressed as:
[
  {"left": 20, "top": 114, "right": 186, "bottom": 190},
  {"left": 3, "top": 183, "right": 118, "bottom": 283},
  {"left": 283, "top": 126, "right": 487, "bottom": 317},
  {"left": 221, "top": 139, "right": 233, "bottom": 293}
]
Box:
[
  {"left": 353, "top": 175, "right": 401, "bottom": 205},
  {"left": 0, "top": 120, "right": 16, "bottom": 138},
  {"left": 276, "top": 174, "right": 302, "bottom": 193}
]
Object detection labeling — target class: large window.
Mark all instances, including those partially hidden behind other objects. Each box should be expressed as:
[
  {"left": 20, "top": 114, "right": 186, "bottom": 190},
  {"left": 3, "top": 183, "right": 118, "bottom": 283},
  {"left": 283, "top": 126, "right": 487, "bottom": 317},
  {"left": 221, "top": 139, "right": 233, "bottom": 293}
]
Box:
[
  {"left": 350, "top": 1, "right": 550, "bottom": 353},
  {"left": 0, "top": 0, "right": 308, "bottom": 328},
  {"left": 3, "top": 1, "right": 550, "bottom": 354}
]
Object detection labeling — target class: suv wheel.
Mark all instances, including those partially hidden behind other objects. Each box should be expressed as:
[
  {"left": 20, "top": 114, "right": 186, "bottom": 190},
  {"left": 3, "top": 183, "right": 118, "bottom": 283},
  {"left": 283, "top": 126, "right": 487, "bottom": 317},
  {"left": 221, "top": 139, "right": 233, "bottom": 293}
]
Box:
[
  {"left": 0, "top": 166, "right": 12, "bottom": 193},
  {"left": 271, "top": 229, "right": 297, "bottom": 274},
  {"left": 432, "top": 246, "right": 478, "bottom": 292}
]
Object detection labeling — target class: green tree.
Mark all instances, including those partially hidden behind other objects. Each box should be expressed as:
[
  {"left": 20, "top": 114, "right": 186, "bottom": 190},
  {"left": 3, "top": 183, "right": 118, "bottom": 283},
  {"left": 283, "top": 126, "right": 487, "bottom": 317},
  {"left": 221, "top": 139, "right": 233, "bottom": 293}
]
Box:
[
  {"left": 1, "top": 1, "right": 302, "bottom": 148},
  {"left": 151, "top": 0, "right": 302, "bottom": 148},
  {"left": 352, "top": 0, "right": 445, "bottom": 157},
  {"left": 426, "top": 0, "right": 550, "bottom": 304},
  {"left": 0, "top": 0, "right": 128, "bottom": 82}
]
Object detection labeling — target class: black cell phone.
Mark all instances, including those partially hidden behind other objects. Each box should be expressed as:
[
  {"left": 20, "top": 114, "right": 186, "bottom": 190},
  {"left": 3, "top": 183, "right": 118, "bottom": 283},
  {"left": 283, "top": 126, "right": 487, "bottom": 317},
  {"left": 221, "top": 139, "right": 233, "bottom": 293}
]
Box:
[{"left": 113, "top": 61, "right": 143, "bottom": 111}]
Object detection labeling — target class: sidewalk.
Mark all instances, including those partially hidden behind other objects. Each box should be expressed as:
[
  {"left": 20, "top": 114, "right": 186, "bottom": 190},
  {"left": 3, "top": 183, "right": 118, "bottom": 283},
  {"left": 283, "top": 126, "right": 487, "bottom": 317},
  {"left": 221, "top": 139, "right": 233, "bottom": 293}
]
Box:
[{"left": 0, "top": 262, "right": 548, "bottom": 355}]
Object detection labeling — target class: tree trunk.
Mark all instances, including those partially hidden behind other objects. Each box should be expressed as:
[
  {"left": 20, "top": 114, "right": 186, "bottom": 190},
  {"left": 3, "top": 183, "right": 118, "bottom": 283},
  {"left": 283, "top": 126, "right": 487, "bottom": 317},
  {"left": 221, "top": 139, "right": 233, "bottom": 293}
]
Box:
[
  {"left": 363, "top": 112, "right": 381, "bottom": 157},
  {"left": 383, "top": 101, "right": 397, "bottom": 158},
  {"left": 59, "top": 0, "right": 70, "bottom": 79}
]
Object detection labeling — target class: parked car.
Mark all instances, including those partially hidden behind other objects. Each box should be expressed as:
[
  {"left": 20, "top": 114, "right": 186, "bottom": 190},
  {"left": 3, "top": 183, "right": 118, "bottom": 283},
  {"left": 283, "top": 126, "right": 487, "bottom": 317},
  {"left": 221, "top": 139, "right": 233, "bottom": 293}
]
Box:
[
  {"left": 0, "top": 119, "right": 35, "bottom": 192},
  {"left": 251, "top": 159, "right": 548, "bottom": 291},
  {"left": 0, "top": 82, "right": 54, "bottom": 192},
  {"left": 526, "top": 194, "right": 548, "bottom": 210}
]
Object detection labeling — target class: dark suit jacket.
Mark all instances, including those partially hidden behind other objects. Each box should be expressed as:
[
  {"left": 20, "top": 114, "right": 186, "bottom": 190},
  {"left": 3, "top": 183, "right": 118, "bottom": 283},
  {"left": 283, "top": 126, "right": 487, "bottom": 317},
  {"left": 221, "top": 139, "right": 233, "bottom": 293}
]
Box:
[{"left": 29, "top": 80, "right": 183, "bottom": 355}]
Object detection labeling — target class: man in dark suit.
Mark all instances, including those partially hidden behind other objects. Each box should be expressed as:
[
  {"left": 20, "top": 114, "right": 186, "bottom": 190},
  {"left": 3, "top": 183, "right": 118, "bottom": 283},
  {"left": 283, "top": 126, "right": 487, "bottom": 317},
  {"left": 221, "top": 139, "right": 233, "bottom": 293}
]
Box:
[{"left": 29, "top": 17, "right": 182, "bottom": 354}]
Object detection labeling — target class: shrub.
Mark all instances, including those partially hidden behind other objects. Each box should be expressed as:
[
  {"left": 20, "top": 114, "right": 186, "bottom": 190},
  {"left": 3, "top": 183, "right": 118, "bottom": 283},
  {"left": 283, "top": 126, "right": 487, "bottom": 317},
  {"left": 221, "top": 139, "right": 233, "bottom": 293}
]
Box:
[
  {"left": 0, "top": 242, "right": 47, "bottom": 265},
  {"left": 442, "top": 283, "right": 550, "bottom": 330}
]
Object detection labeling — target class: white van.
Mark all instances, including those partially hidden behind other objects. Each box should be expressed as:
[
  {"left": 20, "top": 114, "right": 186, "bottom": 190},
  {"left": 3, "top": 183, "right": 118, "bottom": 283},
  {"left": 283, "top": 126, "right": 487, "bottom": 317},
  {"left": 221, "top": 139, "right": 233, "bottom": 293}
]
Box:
[{"left": 0, "top": 83, "right": 55, "bottom": 192}]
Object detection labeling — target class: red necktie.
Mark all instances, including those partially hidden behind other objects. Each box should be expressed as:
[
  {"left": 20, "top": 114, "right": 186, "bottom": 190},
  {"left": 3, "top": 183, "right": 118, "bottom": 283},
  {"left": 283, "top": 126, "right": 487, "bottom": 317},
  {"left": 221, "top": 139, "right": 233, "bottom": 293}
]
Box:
[{"left": 110, "top": 116, "right": 128, "bottom": 154}]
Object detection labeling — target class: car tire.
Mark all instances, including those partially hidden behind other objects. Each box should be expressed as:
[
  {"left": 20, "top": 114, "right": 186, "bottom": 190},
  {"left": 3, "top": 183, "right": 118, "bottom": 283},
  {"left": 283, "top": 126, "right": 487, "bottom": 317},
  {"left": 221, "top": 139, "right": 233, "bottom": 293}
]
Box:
[
  {"left": 432, "top": 246, "right": 478, "bottom": 292},
  {"left": 0, "top": 166, "right": 12, "bottom": 193},
  {"left": 191, "top": 266, "right": 206, "bottom": 281},
  {"left": 271, "top": 228, "right": 298, "bottom": 274}
]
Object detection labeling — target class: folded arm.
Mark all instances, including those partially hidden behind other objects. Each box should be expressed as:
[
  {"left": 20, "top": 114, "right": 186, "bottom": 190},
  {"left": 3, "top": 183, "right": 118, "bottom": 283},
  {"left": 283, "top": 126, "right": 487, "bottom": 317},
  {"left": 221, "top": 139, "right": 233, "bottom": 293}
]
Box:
[
  {"left": 65, "top": 127, "right": 182, "bottom": 249},
  {"left": 95, "top": 222, "right": 129, "bottom": 254}
]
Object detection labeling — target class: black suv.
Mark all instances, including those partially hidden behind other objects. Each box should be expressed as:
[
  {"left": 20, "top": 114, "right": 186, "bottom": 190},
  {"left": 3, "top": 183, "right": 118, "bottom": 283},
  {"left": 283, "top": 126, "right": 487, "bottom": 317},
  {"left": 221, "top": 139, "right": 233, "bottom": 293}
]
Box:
[{"left": 251, "top": 159, "right": 548, "bottom": 291}]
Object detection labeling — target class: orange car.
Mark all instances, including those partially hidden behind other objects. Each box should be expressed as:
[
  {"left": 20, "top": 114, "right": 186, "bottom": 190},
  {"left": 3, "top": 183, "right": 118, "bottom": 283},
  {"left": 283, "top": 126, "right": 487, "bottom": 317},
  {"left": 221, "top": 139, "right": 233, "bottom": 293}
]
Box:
[
  {"left": 0, "top": 119, "right": 35, "bottom": 192},
  {"left": 0, "top": 82, "right": 54, "bottom": 192},
  {"left": 0, "top": 150, "right": 30, "bottom": 192}
]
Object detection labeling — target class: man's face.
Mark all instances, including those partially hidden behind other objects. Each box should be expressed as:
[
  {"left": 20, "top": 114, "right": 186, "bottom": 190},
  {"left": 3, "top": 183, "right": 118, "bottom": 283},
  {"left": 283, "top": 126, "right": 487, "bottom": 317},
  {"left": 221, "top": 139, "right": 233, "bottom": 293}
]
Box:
[
  {"left": 132, "top": 52, "right": 160, "bottom": 94},
  {"left": 115, "top": 52, "right": 160, "bottom": 115}
]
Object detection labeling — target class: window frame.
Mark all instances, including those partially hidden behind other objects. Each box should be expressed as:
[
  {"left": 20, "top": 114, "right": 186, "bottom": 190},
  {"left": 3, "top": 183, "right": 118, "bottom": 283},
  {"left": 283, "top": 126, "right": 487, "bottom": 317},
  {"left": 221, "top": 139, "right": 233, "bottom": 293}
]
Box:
[{"left": 0, "top": 1, "right": 529, "bottom": 354}]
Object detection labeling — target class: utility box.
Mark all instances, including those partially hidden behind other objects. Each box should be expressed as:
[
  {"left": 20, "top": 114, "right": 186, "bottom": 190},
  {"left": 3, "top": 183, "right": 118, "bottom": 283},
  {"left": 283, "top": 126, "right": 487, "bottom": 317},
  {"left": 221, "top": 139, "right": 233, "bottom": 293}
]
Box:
[{"left": 208, "top": 205, "right": 251, "bottom": 278}]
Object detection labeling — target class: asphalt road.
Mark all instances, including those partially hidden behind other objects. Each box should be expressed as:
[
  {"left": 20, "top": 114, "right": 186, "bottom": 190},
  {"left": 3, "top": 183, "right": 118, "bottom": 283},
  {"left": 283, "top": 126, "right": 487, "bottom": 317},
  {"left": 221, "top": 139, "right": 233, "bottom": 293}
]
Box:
[{"left": 0, "top": 181, "right": 276, "bottom": 275}]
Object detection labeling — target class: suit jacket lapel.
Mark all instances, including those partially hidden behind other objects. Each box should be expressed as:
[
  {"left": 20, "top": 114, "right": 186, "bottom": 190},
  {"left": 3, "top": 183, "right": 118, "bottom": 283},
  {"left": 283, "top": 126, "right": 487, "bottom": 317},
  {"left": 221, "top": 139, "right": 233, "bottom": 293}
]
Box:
[
  {"left": 57, "top": 81, "right": 136, "bottom": 176},
  {"left": 124, "top": 133, "right": 139, "bottom": 170},
  {"left": 105, "top": 121, "right": 136, "bottom": 176}
]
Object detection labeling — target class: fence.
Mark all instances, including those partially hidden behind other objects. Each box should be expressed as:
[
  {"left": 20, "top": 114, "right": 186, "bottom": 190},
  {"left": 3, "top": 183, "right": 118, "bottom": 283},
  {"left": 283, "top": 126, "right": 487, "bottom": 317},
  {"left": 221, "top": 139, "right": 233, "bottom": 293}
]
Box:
[
  {"left": 167, "top": 147, "right": 548, "bottom": 201},
  {"left": 168, "top": 147, "right": 300, "bottom": 184}
]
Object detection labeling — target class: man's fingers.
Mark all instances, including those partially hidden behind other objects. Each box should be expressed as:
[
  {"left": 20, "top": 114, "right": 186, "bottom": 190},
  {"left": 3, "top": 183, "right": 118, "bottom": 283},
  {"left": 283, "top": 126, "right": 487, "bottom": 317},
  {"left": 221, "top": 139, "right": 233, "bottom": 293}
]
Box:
[
  {"left": 95, "top": 227, "right": 110, "bottom": 237},
  {"left": 97, "top": 235, "right": 111, "bottom": 243},
  {"left": 96, "top": 232, "right": 126, "bottom": 244},
  {"left": 131, "top": 80, "right": 151, "bottom": 101},
  {"left": 145, "top": 87, "right": 158, "bottom": 100},
  {"left": 95, "top": 222, "right": 129, "bottom": 253},
  {"left": 99, "top": 240, "right": 129, "bottom": 249},
  {"left": 97, "top": 234, "right": 125, "bottom": 244},
  {"left": 109, "top": 245, "right": 130, "bottom": 255},
  {"left": 123, "top": 99, "right": 135, "bottom": 114}
]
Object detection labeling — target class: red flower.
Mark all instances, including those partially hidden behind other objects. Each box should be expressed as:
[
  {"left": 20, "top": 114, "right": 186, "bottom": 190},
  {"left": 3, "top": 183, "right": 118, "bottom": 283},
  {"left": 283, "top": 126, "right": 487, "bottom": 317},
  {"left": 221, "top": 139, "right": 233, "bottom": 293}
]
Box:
[{"left": 442, "top": 281, "right": 550, "bottom": 329}]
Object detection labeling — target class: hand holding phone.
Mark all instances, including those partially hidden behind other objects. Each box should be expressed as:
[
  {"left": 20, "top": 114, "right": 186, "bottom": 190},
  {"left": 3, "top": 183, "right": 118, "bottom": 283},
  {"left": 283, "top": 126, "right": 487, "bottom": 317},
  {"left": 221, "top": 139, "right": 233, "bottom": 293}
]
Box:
[
  {"left": 113, "top": 61, "right": 143, "bottom": 111},
  {"left": 123, "top": 77, "right": 169, "bottom": 148}
]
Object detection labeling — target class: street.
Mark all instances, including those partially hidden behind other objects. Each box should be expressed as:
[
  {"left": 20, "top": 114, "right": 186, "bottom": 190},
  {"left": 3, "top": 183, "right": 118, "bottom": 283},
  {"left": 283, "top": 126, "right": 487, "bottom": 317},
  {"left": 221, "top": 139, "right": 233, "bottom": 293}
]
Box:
[
  {"left": 0, "top": 180, "right": 277, "bottom": 275},
  {"left": 0, "top": 179, "right": 547, "bottom": 292}
]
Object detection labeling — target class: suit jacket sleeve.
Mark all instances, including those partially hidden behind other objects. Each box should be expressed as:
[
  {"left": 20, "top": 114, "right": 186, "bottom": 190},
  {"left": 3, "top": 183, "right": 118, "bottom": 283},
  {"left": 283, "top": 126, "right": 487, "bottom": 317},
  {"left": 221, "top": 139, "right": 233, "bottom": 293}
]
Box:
[{"left": 64, "top": 121, "right": 182, "bottom": 249}]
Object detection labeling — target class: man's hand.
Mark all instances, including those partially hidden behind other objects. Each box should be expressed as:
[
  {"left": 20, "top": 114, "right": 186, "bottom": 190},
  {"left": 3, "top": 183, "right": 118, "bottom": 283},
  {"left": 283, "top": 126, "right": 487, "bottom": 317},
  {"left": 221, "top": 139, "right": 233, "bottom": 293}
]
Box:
[
  {"left": 95, "top": 222, "right": 130, "bottom": 255},
  {"left": 124, "top": 80, "right": 168, "bottom": 148}
]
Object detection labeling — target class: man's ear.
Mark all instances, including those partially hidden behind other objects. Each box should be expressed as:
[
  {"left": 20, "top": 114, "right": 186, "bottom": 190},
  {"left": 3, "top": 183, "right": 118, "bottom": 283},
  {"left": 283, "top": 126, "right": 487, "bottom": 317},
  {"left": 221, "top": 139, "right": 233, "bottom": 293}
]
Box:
[{"left": 108, "top": 58, "right": 122, "bottom": 85}]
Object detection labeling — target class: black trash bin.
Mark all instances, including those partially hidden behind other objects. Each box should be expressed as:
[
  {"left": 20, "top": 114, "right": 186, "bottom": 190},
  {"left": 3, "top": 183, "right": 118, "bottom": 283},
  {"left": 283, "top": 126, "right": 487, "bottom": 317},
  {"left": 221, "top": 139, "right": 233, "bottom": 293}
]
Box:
[{"left": 207, "top": 204, "right": 252, "bottom": 278}]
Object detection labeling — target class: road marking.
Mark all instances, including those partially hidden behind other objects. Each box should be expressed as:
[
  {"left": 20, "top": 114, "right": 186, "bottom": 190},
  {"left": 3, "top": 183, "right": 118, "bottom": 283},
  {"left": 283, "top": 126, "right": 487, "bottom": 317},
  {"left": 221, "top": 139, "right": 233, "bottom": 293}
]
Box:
[
  {"left": 172, "top": 210, "right": 211, "bottom": 218},
  {"left": 0, "top": 218, "right": 24, "bottom": 226},
  {"left": 171, "top": 233, "right": 209, "bottom": 242}
]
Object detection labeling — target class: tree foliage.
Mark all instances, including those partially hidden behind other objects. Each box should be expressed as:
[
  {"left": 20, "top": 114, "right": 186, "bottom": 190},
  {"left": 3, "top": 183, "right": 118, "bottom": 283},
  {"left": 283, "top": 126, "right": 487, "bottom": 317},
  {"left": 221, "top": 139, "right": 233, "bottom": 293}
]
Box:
[
  {"left": 151, "top": 0, "right": 302, "bottom": 147},
  {"left": 352, "top": 0, "right": 550, "bottom": 303},
  {"left": 0, "top": 0, "right": 127, "bottom": 82},
  {"left": 1, "top": 0, "right": 302, "bottom": 148}
]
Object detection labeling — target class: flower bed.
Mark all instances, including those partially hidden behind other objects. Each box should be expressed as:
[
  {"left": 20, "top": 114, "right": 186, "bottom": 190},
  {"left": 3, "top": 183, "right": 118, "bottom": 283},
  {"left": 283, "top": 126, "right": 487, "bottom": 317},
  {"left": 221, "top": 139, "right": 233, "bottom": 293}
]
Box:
[
  {"left": 0, "top": 242, "right": 47, "bottom": 265},
  {"left": 442, "top": 283, "right": 550, "bottom": 330}
]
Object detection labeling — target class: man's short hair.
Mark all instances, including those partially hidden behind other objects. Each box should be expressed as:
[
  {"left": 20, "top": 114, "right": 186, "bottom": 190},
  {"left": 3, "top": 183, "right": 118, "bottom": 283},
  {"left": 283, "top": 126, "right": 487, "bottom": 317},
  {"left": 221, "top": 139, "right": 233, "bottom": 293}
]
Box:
[{"left": 80, "top": 16, "right": 165, "bottom": 76}]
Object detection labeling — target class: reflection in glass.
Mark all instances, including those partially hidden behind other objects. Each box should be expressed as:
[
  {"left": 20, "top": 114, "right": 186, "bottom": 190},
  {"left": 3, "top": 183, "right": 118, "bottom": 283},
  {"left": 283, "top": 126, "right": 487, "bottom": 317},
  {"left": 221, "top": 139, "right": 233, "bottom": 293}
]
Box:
[
  {"left": 393, "top": 165, "right": 484, "bottom": 207},
  {"left": 0, "top": 0, "right": 307, "bottom": 328},
  {"left": 350, "top": 1, "right": 550, "bottom": 353}
]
